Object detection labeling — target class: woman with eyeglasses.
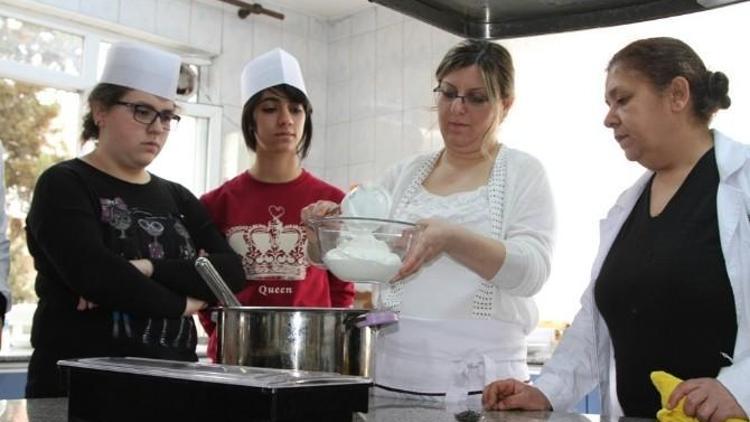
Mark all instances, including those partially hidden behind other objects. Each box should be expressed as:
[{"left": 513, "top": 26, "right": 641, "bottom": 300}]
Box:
[
  {"left": 23, "top": 42, "right": 244, "bottom": 398},
  {"left": 305, "top": 39, "right": 555, "bottom": 403}
]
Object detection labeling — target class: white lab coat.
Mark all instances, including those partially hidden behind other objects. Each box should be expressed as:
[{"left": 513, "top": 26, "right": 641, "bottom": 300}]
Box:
[{"left": 534, "top": 130, "right": 750, "bottom": 416}]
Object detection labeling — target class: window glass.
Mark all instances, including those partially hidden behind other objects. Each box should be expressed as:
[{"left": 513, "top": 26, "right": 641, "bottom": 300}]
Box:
[
  {"left": 0, "top": 14, "right": 84, "bottom": 76},
  {"left": 1, "top": 78, "right": 80, "bottom": 356},
  {"left": 149, "top": 115, "right": 210, "bottom": 196}
]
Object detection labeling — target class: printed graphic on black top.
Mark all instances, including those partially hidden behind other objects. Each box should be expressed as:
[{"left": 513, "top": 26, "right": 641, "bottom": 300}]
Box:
[{"left": 100, "top": 196, "right": 198, "bottom": 349}]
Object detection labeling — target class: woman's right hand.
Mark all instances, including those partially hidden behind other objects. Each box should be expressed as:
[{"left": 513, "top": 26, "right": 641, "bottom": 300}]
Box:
[
  {"left": 482, "top": 379, "right": 553, "bottom": 411},
  {"left": 300, "top": 200, "right": 341, "bottom": 263},
  {"left": 183, "top": 296, "right": 207, "bottom": 316}
]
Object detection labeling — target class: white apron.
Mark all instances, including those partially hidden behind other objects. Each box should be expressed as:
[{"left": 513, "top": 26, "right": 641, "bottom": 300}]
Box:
[{"left": 374, "top": 315, "right": 528, "bottom": 402}]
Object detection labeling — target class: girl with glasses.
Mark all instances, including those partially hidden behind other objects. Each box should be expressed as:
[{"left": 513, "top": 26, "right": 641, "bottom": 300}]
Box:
[{"left": 24, "top": 42, "right": 244, "bottom": 398}]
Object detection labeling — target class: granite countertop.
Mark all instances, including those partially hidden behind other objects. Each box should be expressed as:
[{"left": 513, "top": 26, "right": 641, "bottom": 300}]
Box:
[{"left": 0, "top": 396, "right": 653, "bottom": 422}]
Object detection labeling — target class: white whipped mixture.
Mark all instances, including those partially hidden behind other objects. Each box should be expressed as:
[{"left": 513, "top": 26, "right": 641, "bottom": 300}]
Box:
[{"left": 323, "top": 233, "right": 402, "bottom": 282}]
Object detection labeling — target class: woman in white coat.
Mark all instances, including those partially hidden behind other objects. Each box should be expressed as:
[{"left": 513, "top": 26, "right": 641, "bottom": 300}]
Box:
[{"left": 483, "top": 37, "right": 749, "bottom": 422}]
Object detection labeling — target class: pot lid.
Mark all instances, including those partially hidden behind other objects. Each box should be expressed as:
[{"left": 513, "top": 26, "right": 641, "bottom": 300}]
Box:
[{"left": 59, "top": 357, "right": 372, "bottom": 389}]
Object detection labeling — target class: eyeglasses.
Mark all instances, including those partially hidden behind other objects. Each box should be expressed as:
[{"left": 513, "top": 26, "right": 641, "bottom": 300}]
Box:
[
  {"left": 433, "top": 85, "right": 491, "bottom": 108},
  {"left": 115, "top": 101, "right": 181, "bottom": 130}
]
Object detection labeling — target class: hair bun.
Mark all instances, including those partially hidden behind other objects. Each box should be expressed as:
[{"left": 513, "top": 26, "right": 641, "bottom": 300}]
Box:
[{"left": 707, "top": 71, "right": 731, "bottom": 109}]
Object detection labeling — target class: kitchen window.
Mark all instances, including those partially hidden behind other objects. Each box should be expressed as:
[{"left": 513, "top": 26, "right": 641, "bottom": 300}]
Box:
[{"left": 0, "top": 10, "right": 220, "bottom": 357}]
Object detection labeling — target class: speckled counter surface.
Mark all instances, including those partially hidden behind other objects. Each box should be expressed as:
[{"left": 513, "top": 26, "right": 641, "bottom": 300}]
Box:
[
  {"left": 0, "top": 396, "right": 653, "bottom": 422},
  {"left": 0, "top": 398, "right": 66, "bottom": 422}
]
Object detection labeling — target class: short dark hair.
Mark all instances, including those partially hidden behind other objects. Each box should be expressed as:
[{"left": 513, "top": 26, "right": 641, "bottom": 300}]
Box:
[
  {"left": 608, "top": 37, "right": 730, "bottom": 123},
  {"left": 80, "top": 83, "right": 132, "bottom": 143},
  {"left": 435, "top": 39, "right": 515, "bottom": 104},
  {"left": 241, "top": 84, "right": 313, "bottom": 159}
]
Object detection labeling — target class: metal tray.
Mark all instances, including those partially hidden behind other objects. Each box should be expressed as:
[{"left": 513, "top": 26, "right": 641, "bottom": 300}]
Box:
[{"left": 59, "top": 357, "right": 371, "bottom": 422}]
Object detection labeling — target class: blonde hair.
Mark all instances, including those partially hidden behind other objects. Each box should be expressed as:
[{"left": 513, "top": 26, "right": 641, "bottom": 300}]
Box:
[{"left": 436, "top": 39, "right": 515, "bottom": 151}]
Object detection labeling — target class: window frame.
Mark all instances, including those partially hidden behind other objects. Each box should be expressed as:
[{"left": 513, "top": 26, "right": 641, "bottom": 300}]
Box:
[
  {"left": 0, "top": 8, "right": 100, "bottom": 92},
  {"left": 174, "top": 101, "right": 223, "bottom": 194}
]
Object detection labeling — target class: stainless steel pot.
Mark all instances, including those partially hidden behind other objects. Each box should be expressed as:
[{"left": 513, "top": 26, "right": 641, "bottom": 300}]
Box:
[
  {"left": 194, "top": 257, "right": 396, "bottom": 378},
  {"left": 215, "top": 307, "right": 394, "bottom": 378}
]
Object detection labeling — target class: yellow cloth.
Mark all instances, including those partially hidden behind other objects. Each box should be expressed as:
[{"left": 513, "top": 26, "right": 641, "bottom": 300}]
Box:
[{"left": 650, "top": 371, "right": 748, "bottom": 422}]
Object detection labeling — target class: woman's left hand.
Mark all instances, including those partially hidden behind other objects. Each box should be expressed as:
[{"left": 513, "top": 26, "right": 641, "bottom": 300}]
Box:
[
  {"left": 668, "top": 377, "right": 748, "bottom": 422},
  {"left": 394, "top": 217, "right": 456, "bottom": 280}
]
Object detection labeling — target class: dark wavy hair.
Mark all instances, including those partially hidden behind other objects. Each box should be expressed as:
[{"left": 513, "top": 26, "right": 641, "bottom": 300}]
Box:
[
  {"left": 608, "top": 37, "right": 730, "bottom": 123},
  {"left": 80, "top": 83, "right": 132, "bottom": 142},
  {"left": 241, "top": 84, "right": 313, "bottom": 159}
]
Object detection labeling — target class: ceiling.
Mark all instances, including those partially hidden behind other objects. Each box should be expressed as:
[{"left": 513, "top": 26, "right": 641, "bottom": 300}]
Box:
[{"left": 270, "top": 0, "right": 372, "bottom": 19}]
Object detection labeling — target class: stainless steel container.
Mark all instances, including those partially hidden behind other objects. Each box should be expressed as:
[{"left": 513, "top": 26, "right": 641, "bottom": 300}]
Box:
[{"left": 216, "top": 307, "right": 394, "bottom": 378}]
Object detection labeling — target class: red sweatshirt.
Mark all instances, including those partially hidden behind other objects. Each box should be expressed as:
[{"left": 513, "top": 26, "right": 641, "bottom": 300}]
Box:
[{"left": 198, "top": 169, "right": 354, "bottom": 361}]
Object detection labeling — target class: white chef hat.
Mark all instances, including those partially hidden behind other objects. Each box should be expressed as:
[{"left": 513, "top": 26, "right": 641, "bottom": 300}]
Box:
[
  {"left": 240, "top": 48, "right": 307, "bottom": 106},
  {"left": 100, "top": 42, "right": 181, "bottom": 101}
]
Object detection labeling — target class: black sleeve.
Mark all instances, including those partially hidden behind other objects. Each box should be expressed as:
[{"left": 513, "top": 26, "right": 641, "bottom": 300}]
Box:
[
  {"left": 26, "top": 166, "right": 186, "bottom": 318},
  {"left": 150, "top": 183, "right": 245, "bottom": 303}
]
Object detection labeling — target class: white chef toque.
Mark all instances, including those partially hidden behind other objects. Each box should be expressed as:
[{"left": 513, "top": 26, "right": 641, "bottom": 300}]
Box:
[
  {"left": 100, "top": 42, "right": 181, "bottom": 101},
  {"left": 240, "top": 48, "right": 307, "bottom": 106}
]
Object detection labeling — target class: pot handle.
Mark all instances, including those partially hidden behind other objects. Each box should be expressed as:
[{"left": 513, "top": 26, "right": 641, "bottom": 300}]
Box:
[
  {"left": 195, "top": 257, "right": 241, "bottom": 307},
  {"left": 352, "top": 310, "right": 399, "bottom": 328}
]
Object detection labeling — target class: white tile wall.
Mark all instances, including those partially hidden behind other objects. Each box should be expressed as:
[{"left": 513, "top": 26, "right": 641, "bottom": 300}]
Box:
[
  {"left": 214, "top": 9, "right": 248, "bottom": 107},
  {"left": 35, "top": 0, "right": 78, "bottom": 11},
  {"left": 282, "top": 34, "right": 308, "bottom": 74},
  {"left": 156, "top": 0, "right": 190, "bottom": 44},
  {"left": 324, "top": 165, "right": 348, "bottom": 191},
  {"left": 253, "top": 15, "right": 283, "bottom": 58},
  {"left": 374, "top": 113, "right": 403, "bottom": 171},
  {"left": 326, "top": 80, "right": 350, "bottom": 125},
  {"left": 308, "top": 16, "right": 327, "bottom": 42},
  {"left": 307, "top": 40, "right": 328, "bottom": 83},
  {"left": 78, "top": 0, "right": 118, "bottom": 22},
  {"left": 281, "top": 8, "right": 309, "bottom": 39},
  {"left": 375, "top": 5, "right": 403, "bottom": 29},
  {"left": 350, "top": 72, "right": 374, "bottom": 121},
  {"left": 328, "top": 17, "right": 351, "bottom": 42},
  {"left": 350, "top": 8, "right": 375, "bottom": 36},
  {"left": 349, "top": 117, "right": 375, "bottom": 165},
  {"left": 189, "top": 2, "right": 222, "bottom": 53},
  {"left": 327, "top": 38, "right": 350, "bottom": 85},
  {"left": 316, "top": 5, "right": 458, "bottom": 191},
  {"left": 119, "top": 0, "right": 157, "bottom": 33},
  {"left": 325, "top": 122, "right": 350, "bottom": 169}
]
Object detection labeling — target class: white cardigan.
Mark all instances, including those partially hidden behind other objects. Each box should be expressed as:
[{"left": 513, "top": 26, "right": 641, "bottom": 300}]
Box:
[
  {"left": 378, "top": 145, "right": 555, "bottom": 326},
  {"left": 372, "top": 145, "right": 556, "bottom": 395},
  {"left": 534, "top": 130, "right": 750, "bottom": 416}
]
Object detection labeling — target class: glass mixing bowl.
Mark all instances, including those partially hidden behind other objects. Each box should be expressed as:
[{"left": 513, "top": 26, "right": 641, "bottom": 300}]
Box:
[{"left": 309, "top": 217, "right": 421, "bottom": 283}]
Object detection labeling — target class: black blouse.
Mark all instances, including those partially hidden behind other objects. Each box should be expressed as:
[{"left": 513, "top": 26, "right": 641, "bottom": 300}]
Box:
[{"left": 594, "top": 148, "right": 737, "bottom": 417}]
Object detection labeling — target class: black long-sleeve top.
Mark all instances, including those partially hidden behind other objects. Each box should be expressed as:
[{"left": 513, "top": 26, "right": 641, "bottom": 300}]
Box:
[
  {"left": 25, "top": 158, "right": 244, "bottom": 361},
  {"left": 594, "top": 149, "right": 737, "bottom": 417}
]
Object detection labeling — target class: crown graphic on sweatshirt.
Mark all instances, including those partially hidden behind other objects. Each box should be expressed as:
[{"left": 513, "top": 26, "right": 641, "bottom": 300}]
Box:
[{"left": 226, "top": 206, "right": 307, "bottom": 280}]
